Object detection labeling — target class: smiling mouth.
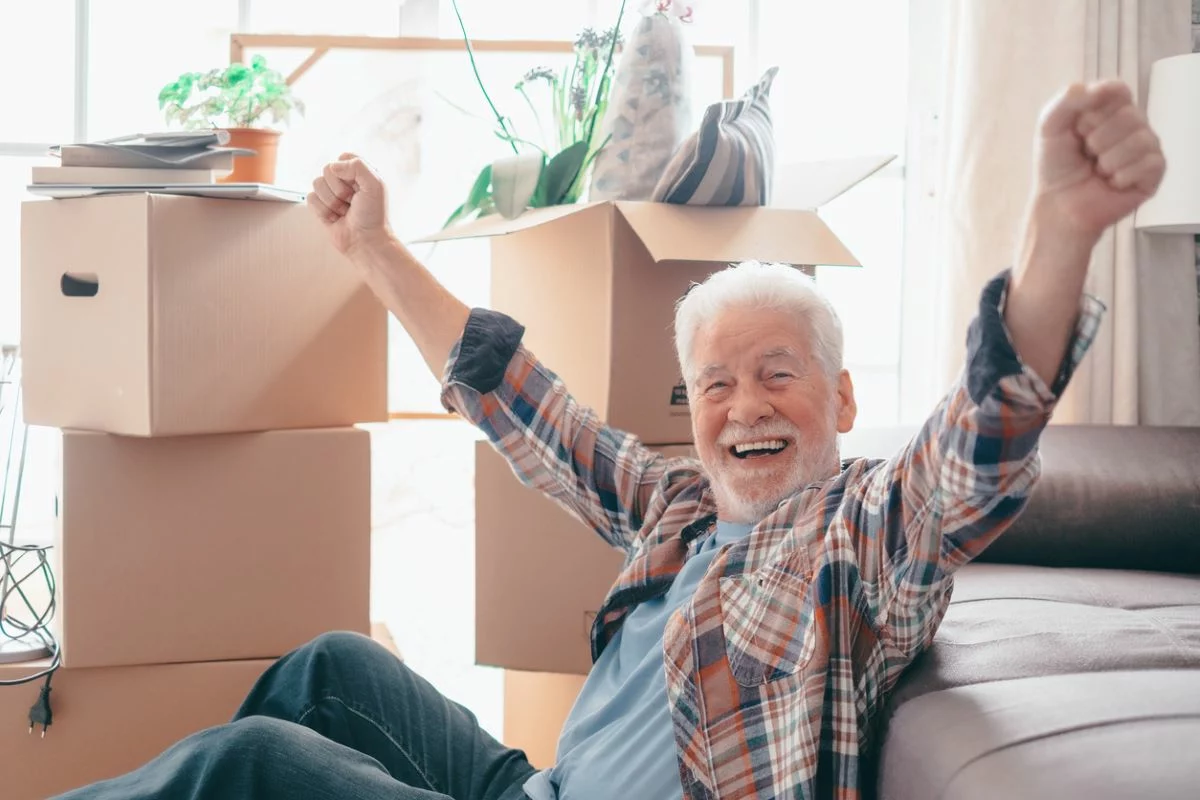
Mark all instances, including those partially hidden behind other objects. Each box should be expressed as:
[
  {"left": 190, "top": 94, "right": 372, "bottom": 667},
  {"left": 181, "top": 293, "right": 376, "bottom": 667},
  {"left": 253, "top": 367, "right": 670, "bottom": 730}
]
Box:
[{"left": 729, "top": 439, "right": 790, "bottom": 459}]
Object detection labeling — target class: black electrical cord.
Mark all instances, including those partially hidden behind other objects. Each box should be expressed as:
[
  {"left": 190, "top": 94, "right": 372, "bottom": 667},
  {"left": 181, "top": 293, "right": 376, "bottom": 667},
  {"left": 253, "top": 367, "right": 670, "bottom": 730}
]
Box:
[{"left": 0, "top": 542, "right": 61, "bottom": 736}]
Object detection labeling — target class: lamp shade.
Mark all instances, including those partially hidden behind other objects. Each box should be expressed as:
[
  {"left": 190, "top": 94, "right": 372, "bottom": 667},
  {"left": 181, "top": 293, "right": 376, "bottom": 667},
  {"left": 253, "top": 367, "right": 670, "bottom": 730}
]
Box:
[{"left": 1134, "top": 52, "right": 1200, "bottom": 233}]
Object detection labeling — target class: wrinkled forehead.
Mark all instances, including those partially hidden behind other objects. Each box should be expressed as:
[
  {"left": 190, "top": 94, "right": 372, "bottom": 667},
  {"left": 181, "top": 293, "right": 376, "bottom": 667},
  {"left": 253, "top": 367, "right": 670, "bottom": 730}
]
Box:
[{"left": 692, "top": 307, "right": 816, "bottom": 370}]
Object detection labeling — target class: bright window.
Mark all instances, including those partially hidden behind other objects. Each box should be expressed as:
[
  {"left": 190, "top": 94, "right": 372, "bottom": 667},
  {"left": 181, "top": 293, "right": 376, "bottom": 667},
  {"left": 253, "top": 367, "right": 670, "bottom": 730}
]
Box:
[
  {"left": 756, "top": 0, "right": 910, "bottom": 427},
  {"left": 0, "top": 2, "right": 76, "bottom": 144},
  {"left": 87, "top": 0, "right": 241, "bottom": 141}
]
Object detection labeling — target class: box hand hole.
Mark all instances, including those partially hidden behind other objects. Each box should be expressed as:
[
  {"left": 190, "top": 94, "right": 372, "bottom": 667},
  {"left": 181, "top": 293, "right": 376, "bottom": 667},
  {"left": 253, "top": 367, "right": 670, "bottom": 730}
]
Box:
[{"left": 61, "top": 272, "right": 99, "bottom": 297}]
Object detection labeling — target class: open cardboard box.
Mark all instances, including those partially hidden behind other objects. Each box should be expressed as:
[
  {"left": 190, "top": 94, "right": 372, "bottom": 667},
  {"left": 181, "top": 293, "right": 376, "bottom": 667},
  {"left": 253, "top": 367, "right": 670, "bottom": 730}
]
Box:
[{"left": 416, "top": 155, "right": 894, "bottom": 446}]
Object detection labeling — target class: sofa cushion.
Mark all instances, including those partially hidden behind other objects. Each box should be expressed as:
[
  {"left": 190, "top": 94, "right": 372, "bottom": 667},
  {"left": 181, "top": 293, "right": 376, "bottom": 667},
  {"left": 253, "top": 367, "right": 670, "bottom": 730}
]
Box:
[
  {"left": 888, "top": 563, "right": 1200, "bottom": 706},
  {"left": 876, "top": 563, "right": 1200, "bottom": 799},
  {"left": 878, "top": 669, "right": 1200, "bottom": 800},
  {"left": 650, "top": 67, "right": 778, "bottom": 206}
]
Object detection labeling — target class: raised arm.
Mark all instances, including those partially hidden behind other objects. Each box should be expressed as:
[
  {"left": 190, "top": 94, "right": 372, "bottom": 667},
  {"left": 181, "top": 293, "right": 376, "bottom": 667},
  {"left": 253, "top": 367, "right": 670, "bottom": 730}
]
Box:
[
  {"left": 308, "top": 152, "right": 469, "bottom": 378},
  {"left": 1006, "top": 80, "right": 1163, "bottom": 384},
  {"left": 308, "top": 154, "right": 670, "bottom": 551},
  {"left": 843, "top": 80, "right": 1164, "bottom": 656}
]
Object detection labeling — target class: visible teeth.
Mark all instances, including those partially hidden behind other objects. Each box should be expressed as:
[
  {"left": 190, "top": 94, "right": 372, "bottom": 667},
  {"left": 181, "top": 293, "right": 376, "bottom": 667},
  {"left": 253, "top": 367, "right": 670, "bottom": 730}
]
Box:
[{"left": 733, "top": 439, "right": 786, "bottom": 454}]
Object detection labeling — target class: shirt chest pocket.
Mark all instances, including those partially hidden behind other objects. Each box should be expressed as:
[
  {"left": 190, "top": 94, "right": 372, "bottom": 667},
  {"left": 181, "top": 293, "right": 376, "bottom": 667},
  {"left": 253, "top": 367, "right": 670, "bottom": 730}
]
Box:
[{"left": 718, "top": 554, "right": 818, "bottom": 686}]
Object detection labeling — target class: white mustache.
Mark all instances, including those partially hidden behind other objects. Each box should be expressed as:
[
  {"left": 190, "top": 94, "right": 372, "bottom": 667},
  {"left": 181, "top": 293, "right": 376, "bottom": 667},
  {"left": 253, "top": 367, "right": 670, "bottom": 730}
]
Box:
[{"left": 716, "top": 419, "right": 802, "bottom": 448}]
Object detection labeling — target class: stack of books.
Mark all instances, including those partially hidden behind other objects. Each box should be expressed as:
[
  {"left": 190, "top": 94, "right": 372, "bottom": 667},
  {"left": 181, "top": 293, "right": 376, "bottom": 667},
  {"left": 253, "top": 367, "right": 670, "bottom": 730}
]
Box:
[
  {"left": 29, "top": 131, "right": 302, "bottom": 202},
  {"left": 34, "top": 130, "right": 239, "bottom": 182}
]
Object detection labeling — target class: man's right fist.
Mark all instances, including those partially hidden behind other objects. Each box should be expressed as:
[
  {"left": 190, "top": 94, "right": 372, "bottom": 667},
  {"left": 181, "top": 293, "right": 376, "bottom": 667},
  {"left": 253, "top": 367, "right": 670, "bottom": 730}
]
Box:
[{"left": 308, "top": 153, "right": 392, "bottom": 257}]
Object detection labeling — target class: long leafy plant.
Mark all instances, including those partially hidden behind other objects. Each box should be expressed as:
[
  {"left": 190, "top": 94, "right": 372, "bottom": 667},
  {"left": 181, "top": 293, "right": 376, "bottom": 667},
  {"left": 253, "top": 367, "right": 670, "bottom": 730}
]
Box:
[{"left": 443, "top": 0, "right": 627, "bottom": 227}]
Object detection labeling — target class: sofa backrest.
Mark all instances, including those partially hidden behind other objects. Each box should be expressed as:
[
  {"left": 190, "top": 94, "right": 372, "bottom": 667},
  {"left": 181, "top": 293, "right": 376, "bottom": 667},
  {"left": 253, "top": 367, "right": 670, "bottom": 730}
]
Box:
[
  {"left": 840, "top": 424, "right": 1200, "bottom": 574},
  {"left": 976, "top": 424, "right": 1200, "bottom": 574}
]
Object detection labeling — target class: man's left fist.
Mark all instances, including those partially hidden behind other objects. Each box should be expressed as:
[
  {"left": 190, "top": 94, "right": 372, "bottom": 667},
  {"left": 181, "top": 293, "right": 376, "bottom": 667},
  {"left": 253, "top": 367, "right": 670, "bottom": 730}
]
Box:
[{"left": 1034, "top": 79, "right": 1166, "bottom": 238}]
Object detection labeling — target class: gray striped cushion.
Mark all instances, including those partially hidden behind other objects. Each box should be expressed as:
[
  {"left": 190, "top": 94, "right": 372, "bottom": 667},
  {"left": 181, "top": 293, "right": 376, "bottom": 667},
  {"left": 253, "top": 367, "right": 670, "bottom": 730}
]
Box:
[{"left": 651, "top": 66, "right": 778, "bottom": 206}]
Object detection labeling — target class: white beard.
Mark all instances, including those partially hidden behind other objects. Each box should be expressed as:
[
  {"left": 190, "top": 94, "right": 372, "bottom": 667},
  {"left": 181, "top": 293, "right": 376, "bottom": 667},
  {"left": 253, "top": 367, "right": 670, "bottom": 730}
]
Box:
[{"left": 707, "top": 413, "right": 841, "bottom": 524}]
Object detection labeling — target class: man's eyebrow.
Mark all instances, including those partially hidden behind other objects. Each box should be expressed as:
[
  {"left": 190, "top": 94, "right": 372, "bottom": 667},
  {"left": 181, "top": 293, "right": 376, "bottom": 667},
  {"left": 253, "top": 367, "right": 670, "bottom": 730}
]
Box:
[{"left": 698, "top": 363, "right": 728, "bottom": 379}]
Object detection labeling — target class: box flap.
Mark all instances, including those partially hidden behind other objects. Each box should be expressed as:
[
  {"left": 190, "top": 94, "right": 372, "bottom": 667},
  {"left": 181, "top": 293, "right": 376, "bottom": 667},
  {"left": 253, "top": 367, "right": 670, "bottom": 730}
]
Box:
[
  {"left": 772, "top": 154, "right": 897, "bottom": 210},
  {"left": 411, "top": 202, "right": 604, "bottom": 243},
  {"left": 613, "top": 203, "right": 860, "bottom": 267}
]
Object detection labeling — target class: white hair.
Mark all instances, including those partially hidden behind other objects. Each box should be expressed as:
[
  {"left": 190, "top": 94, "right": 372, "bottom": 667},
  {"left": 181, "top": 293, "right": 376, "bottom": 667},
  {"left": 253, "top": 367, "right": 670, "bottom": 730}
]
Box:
[{"left": 674, "top": 260, "right": 844, "bottom": 387}]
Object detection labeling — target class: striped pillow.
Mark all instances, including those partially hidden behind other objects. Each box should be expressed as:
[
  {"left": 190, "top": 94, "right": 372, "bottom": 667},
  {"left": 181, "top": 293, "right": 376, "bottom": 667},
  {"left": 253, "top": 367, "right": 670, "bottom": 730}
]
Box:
[{"left": 651, "top": 66, "right": 778, "bottom": 206}]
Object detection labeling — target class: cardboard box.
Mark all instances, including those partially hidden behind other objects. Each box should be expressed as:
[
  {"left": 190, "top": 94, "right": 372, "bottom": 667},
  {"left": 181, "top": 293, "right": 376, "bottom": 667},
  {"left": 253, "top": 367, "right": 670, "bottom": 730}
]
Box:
[
  {"left": 503, "top": 670, "right": 587, "bottom": 769},
  {"left": 0, "top": 657, "right": 272, "bottom": 800},
  {"left": 54, "top": 427, "right": 372, "bottom": 668},
  {"left": 474, "top": 441, "right": 695, "bottom": 675},
  {"left": 20, "top": 194, "right": 388, "bottom": 437},
  {"left": 417, "top": 157, "right": 892, "bottom": 445},
  {"left": 0, "top": 625, "right": 400, "bottom": 800}
]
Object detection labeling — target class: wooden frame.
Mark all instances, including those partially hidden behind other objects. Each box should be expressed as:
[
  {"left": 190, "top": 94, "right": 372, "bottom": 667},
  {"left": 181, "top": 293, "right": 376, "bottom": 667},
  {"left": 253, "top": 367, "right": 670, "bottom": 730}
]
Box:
[
  {"left": 229, "top": 33, "right": 736, "bottom": 98},
  {"left": 229, "top": 34, "right": 734, "bottom": 422}
]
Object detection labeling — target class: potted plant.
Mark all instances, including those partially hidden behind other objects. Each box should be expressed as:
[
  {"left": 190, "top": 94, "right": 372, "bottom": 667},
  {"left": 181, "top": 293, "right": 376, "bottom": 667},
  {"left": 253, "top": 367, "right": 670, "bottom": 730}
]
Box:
[
  {"left": 442, "top": 0, "right": 627, "bottom": 227},
  {"left": 157, "top": 55, "right": 304, "bottom": 184}
]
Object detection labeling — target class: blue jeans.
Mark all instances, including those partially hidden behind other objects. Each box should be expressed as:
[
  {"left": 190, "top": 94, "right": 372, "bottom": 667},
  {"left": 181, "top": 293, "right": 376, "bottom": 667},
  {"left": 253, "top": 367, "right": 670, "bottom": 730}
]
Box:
[{"left": 54, "top": 631, "right": 537, "bottom": 800}]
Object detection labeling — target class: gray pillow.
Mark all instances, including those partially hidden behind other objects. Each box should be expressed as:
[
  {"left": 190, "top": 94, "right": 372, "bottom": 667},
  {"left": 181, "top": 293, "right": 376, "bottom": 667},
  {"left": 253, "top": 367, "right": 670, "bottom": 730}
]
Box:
[{"left": 651, "top": 66, "right": 778, "bottom": 206}]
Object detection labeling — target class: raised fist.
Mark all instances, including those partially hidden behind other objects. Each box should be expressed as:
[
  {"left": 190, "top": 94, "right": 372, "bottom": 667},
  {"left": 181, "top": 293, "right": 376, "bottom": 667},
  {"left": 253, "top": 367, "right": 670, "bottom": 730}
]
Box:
[
  {"left": 308, "top": 153, "right": 393, "bottom": 257},
  {"left": 1033, "top": 80, "right": 1166, "bottom": 238}
]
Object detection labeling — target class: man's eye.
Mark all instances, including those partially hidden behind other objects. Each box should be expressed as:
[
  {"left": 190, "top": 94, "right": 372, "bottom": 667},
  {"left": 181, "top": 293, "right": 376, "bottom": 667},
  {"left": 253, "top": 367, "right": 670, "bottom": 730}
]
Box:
[
  {"left": 706, "top": 381, "right": 728, "bottom": 392},
  {"left": 770, "top": 372, "right": 793, "bottom": 380}
]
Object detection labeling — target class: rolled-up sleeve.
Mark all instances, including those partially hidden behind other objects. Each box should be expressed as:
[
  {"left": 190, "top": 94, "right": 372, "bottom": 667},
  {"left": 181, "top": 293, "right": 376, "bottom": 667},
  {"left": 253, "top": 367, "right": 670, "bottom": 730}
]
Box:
[
  {"left": 842, "top": 268, "right": 1105, "bottom": 656},
  {"left": 441, "top": 308, "right": 668, "bottom": 552}
]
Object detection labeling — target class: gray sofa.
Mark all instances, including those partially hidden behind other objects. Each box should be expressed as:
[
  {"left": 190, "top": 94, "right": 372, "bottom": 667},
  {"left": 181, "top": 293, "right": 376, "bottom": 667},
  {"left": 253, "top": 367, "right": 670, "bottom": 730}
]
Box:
[{"left": 868, "top": 425, "right": 1200, "bottom": 799}]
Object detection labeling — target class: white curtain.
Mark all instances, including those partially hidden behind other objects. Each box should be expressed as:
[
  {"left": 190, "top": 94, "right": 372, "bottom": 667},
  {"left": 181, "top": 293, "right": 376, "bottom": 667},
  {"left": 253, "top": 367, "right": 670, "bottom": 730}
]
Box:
[{"left": 930, "top": 0, "right": 1200, "bottom": 425}]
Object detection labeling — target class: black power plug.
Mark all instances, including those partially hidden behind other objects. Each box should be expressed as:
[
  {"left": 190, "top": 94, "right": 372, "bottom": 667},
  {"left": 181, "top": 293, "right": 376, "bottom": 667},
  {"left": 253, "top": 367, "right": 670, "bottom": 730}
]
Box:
[{"left": 27, "top": 678, "right": 53, "bottom": 737}]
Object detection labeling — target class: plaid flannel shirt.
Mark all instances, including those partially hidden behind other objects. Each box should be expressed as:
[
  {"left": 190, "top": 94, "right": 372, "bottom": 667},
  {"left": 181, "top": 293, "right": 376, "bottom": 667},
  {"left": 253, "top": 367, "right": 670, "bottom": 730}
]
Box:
[{"left": 441, "top": 269, "right": 1104, "bottom": 799}]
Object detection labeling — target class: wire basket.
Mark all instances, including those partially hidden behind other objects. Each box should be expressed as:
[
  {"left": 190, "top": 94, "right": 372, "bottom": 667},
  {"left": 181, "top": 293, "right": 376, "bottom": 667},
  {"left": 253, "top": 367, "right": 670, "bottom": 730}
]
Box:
[{"left": 1, "top": 344, "right": 59, "bottom": 678}]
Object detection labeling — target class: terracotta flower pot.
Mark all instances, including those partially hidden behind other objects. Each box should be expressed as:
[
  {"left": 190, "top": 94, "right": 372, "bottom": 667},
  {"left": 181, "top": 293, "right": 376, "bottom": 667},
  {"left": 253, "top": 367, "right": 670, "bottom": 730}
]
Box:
[{"left": 218, "top": 128, "right": 282, "bottom": 184}]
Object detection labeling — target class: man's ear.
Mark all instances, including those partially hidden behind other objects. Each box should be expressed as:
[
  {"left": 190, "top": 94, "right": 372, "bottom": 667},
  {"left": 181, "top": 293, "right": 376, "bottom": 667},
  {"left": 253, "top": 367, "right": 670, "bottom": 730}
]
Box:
[{"left": 835, "top": 369, "right": 857, "bottom": 433}]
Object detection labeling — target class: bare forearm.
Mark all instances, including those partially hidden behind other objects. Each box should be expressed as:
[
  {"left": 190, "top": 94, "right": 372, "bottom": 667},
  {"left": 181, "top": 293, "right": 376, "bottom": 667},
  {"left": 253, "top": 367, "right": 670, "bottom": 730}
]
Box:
[
  {"left": 1003, "top": 196, "right": 1099, "bottom": 388},
  {"left": 350, "top": 235, "right": 471, "bottom": 379}
]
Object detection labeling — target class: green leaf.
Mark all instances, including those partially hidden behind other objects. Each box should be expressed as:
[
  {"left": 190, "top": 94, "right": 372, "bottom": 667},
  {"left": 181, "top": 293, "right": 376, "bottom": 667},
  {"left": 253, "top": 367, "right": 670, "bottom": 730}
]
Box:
[
  {"left": 582, "top": 133, "right": 613, "bottom": 171},
  {"left": 492, "top": 153, "right": 544, "bottom": 219},
  {"left": 442, "top": 164, "right": 494, "bottom": 229},
  {"left": 467, "top": 164, "right": 493, "bottom": 208},
  {"left": 442, "top": 202, "right": 469, "bottom": 229},
  {"left": 537, "top": 141, "right": 588, "bottom": 207}
]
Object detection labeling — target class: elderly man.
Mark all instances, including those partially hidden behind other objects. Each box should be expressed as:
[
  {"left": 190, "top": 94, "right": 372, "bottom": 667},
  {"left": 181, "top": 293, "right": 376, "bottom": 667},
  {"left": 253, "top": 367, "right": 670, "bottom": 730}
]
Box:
[{"left": 60, "top": 79, "right": 1162, "bottom": 800}]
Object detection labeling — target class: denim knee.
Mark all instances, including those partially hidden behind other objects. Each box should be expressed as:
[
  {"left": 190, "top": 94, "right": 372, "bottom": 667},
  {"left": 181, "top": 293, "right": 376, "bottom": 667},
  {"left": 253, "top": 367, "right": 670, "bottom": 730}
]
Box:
[
  {"left": 219, "top": 716, "right": 313, "bottom": 757},
  {"left": 294, "top": 630, "right": 397, "bottom": 670}
]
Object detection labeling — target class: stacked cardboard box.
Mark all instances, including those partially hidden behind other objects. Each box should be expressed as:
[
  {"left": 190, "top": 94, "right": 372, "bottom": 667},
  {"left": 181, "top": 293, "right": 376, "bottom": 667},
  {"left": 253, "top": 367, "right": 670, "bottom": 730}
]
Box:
[
  {"left": 4, "top": 193, "right": 389, "bottom": 798},
  {"left": 419, "top": 156, "right": 893, "bottom": 761}
]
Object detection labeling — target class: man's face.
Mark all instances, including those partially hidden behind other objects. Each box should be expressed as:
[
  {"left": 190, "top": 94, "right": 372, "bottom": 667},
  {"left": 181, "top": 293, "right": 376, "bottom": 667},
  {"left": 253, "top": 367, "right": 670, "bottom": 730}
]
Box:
[{"left": 689, "top": 306, "right": 857, "bottom": 523}]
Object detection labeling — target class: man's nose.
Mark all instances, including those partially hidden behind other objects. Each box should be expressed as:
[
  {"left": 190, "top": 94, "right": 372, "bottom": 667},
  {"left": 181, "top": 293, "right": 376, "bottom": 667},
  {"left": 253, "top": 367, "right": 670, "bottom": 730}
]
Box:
[{"left": 728, "top": 383, "right": 774, "bottom": 428}]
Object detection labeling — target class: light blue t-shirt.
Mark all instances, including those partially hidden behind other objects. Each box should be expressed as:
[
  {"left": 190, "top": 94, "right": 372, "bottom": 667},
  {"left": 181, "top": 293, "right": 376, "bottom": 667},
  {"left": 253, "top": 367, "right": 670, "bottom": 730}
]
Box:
[{"left": 523, "top": 520, "right": 755, "bottom": 800}]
